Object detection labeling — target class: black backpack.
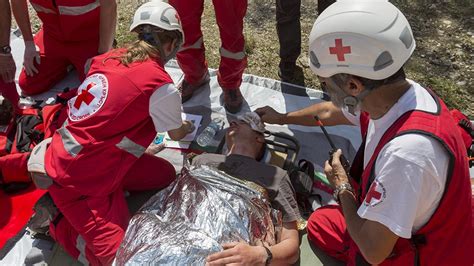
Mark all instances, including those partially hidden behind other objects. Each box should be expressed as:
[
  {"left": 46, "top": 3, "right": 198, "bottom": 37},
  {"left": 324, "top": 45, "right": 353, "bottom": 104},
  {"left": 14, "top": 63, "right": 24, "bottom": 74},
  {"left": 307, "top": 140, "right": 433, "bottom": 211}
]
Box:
[{"left": 289, "top": 159, "right": 316, "bottom": 217}]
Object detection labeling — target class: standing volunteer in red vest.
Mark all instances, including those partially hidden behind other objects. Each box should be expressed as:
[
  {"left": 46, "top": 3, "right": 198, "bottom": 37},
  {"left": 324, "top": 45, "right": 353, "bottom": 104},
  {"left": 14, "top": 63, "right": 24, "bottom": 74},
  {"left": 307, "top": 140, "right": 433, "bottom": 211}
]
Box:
[
  {"left": 168, "top": 0, "right": 247, "bottom": 113},
  {"left": 42, "top": 2, "right": 194, "bottom": 264},
  {"left": 10, "top": 0, "right": 116, "bottom": 96},
  {"left": 256, "top": 0, "right": 473, "bottom": 265}
]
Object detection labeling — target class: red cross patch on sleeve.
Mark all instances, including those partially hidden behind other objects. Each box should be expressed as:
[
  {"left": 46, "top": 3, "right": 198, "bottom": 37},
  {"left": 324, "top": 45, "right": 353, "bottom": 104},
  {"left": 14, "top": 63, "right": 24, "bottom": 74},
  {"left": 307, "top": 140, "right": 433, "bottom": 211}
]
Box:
[{"left": 364, "top": 180, "right": 386, "bottom": 207}]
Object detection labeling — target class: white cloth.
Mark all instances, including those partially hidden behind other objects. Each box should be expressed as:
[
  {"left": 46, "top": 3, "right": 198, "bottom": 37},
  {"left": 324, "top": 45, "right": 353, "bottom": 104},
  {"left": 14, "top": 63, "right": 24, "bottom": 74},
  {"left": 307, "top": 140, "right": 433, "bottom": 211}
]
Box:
[
  {"left": 342, "top": 81, "right": 449, "bottom": 238},
  {"left": 149, "top": 83, "right": 183, "bottom": 133}
]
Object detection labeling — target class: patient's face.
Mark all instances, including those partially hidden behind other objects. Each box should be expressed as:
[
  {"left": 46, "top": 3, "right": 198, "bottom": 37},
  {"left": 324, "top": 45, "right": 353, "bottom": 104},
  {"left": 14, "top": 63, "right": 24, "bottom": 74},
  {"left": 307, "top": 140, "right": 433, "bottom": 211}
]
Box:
[{"left": 226, "top": 121, "right": 258, "bottom": 148}]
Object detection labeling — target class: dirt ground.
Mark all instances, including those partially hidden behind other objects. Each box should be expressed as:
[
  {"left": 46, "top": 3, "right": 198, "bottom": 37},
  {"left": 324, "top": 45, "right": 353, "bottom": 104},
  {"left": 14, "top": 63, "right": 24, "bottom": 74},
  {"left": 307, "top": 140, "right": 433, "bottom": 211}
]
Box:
[{"left": 19, "top": 0, "right": 474, "bottom": 117}]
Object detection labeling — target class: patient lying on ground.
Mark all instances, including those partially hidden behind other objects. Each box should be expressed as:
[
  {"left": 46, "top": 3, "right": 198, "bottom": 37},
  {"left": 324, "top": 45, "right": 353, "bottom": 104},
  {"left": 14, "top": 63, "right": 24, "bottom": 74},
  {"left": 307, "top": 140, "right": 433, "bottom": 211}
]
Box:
[{"left": 115, "top": 113, "right": 300, "bottom": 265}]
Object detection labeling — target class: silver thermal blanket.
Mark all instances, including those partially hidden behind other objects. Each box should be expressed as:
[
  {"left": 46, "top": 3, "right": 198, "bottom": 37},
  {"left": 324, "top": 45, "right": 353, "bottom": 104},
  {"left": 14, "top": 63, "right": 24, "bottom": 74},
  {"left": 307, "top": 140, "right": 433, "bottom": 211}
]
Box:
[{"left": 114, "top": 165, "right": 282, "bottom": 265}]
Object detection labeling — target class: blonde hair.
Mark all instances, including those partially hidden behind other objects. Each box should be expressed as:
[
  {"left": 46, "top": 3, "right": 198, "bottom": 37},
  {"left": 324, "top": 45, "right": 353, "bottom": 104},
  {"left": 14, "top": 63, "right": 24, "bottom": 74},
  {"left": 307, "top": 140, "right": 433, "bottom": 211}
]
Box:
[
  {"left": 107, "top": 28, "right": 182, "bottom": 66},
  {"left": 119, "top": 40, "right": 161, "bottom": 66}
]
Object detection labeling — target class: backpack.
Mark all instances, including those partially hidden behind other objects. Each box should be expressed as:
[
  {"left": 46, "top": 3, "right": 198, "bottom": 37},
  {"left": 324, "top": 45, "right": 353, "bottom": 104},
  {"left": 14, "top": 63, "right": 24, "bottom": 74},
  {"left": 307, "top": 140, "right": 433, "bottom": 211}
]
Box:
[
  {"left": 289, "top": 159, "right": 316, "bottom": 217},
  {"left": 13, "top": 108, "right": 44, "bottom": 153}
]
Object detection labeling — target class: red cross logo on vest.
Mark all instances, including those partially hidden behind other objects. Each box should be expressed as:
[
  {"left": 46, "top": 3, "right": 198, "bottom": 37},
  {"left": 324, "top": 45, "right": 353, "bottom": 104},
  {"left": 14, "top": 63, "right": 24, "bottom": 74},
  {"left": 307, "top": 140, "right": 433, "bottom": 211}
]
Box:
[
  {"left": 68, "top": 73, "right": 109, "bottom": 122},
  {"left": 329, "top": 39, "right": 351, "bottom": 62},
  {"left": 364, "top": 180, "right": 386, "bottom": 207},
  {"left": 74, "top": 82, "right": 96, "bottom": 109}
]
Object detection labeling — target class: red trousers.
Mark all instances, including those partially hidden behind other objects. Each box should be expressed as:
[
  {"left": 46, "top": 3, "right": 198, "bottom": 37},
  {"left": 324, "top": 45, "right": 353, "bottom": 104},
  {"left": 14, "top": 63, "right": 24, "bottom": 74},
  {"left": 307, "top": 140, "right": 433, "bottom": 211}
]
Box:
[
  {"left": 0, "top": 152, "right": 30, "bottom": 183},
  {"left": 48, "top": 154, "right": 176, "bottom": 265},
  {"left": 19, "top": 29, "right": 98, "bottom": 96},
  {"left": 169, "top": 0, "right": 248, "bottom": 90},
  {"left": 306, "top": 205, "right": 351, "bottom": 263}
]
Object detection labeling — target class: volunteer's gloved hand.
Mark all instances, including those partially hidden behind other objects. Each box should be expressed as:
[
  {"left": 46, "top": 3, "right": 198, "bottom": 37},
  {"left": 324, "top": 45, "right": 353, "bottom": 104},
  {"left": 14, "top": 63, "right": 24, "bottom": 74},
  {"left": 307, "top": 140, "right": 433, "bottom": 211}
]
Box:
[
  {"left": 255, "top": 106, "right": 284, "bottom": 125},
  {"left": 206, "top": 242, "right": 267, "bottom": 266},
  {"left": 23, "top": 41, "right": 41, "bottom": 76},
  {"left": 324, "top": 149, "right": 349, "bottom": 189},
  {"left": 0, "top": 53, "right": 16, "bottom": 83}
]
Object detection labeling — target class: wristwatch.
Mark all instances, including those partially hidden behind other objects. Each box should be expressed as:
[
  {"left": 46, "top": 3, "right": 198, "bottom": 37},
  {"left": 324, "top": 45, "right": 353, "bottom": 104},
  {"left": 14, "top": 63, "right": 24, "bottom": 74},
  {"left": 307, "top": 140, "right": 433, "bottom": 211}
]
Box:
[
  {"left": 263, "top": 246, "right": 273, "bottom": 265},
  {"left": 0, "top": 45, "right": 11, "bottom": 54},
  {"left": 333, "top": 183, "right": 355, "bottom": 203}
]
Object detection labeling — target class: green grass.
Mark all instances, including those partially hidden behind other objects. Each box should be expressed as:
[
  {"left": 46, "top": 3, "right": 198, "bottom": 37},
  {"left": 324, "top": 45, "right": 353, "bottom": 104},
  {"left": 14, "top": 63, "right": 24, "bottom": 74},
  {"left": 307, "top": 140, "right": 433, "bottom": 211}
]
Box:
[{"left": 18, "top": 0, "right": 474, "bottom": 117}]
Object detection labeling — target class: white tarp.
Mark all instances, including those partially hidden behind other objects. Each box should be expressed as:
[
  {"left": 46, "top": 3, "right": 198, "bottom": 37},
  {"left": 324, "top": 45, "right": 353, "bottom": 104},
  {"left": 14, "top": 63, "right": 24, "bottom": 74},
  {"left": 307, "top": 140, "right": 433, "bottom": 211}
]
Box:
[{"left": 4, "top": 31, "right": 363, "bottom": 265}]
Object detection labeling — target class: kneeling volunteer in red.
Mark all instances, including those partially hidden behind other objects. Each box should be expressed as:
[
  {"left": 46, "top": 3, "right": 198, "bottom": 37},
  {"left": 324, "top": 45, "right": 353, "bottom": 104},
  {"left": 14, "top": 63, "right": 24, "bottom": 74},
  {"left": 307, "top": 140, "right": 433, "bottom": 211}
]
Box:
[{"left": 43, "top": 2, "right": 193, "bottom": 265}]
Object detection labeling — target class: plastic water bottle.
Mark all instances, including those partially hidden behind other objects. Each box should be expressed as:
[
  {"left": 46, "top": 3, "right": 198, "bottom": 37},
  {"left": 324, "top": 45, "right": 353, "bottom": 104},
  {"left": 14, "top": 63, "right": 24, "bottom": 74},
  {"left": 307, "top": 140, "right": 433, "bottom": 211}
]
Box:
[{"left": 196, "top": 118, "right": 223, "bottom": 147}]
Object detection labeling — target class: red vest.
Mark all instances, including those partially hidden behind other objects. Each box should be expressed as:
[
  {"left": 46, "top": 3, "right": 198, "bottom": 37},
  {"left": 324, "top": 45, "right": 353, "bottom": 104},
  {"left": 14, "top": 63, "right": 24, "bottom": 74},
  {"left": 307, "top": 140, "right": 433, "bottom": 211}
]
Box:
[
  {"left": 30, "top": 0, "right": 100, "bottom": 42},
  {"left": 45, "top": 50, "right": 173, "bottom": 196},
  {"left": 349, "top": 90, "right": 473, "bottom": 265}
]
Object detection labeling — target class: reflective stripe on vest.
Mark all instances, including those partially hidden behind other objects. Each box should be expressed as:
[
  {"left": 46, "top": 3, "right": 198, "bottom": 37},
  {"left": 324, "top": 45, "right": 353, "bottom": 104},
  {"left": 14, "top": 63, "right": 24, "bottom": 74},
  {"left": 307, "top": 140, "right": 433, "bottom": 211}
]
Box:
[
  {"left": 116, "top": 136, "right": 146, "bottom": 158},
  {"left": 31, "top": 0, "right": 100, "bottom": 16},
  {"left": 179, "top": 37, "right": 203, "bottom": 52},
  {"left": 76, "top": 235, "right": 89, "bottom": 265},
  {"left": 58, "top": 0, "right": 100, "bottom": 16},
  {"left": 31, "top": 2, "right": 56, "bottom": 14},
  {"left": 220, "top": 47, "right": 246, "bottom": 60},
  {"left": 58, "top": 127, "right": 83, "bottom": 157}
]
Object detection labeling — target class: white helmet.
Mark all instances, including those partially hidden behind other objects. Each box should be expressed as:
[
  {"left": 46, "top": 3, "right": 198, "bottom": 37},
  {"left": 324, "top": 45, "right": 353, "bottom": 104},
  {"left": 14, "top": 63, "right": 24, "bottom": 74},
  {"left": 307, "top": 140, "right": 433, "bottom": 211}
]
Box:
[
  {"left": 308, "top": 0, "right": 415, "bottom": 80},
  {"left": 130, "top": 0, "right": 184, "bottom": 44}
]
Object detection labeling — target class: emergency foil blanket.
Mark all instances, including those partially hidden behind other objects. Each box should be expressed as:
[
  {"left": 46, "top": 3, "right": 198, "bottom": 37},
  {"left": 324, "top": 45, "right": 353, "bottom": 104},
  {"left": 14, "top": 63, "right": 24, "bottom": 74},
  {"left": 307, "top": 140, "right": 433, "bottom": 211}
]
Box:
[{"left": 114, "top": 165, "right": 282, "bottom": 265}]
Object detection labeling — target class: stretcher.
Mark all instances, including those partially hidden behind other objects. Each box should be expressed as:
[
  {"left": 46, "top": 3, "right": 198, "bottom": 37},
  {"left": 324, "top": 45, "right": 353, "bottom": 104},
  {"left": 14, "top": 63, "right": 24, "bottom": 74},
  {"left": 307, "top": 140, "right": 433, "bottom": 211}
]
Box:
[{"left": 5, "top": 30, "right": 471, "bottom": 266}]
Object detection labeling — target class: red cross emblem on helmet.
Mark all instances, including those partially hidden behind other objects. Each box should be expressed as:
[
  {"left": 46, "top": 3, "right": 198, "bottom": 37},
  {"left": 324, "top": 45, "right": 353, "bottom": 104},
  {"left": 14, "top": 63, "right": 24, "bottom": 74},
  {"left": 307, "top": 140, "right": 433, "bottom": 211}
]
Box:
[{"left": 329, "top": 39, "right": 352, "bottom": 62}]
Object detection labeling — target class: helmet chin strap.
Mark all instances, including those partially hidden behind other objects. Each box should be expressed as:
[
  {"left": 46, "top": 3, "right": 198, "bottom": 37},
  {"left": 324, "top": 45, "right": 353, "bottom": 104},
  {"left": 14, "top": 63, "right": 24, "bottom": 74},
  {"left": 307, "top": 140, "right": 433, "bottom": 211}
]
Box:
[
  {"left": 326, "top": 77, "right": 371, "bottom": 115},
  {"left": 141, "top": 26, "right": 181, "bottom": 64},
  {"left": 343, "top": 89, "right": 371, "bottom": 115},
  {"left": 150, "top": 32, "right": 173, "bottom": 64}
]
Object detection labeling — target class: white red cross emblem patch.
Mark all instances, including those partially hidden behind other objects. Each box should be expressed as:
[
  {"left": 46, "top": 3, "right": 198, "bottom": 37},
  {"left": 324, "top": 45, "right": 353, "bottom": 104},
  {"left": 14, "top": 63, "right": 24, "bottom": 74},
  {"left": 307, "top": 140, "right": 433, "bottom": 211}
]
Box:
[
  {"left": 68, "top": 74, "right": 108, "bottom": 121},
  {"left": 364, "top": 180, "right": 386, "bottom": 207}
]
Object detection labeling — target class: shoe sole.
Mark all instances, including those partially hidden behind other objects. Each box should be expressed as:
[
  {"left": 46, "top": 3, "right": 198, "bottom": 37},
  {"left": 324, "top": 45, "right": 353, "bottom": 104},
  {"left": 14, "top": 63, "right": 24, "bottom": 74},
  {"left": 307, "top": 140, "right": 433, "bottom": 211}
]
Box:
[{"left": 180, "top": 73, "right": 211, "bottom": 103}]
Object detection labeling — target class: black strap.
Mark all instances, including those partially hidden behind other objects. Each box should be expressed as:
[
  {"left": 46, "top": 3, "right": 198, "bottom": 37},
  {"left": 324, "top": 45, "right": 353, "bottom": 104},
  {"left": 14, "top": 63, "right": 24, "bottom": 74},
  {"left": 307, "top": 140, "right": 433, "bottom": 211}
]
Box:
[
  {"left": 458, "top": 119, "right": 474, "bottom": 138},
  {"left": 411, "top": 234, "right": 426, "bottom": 266}
]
